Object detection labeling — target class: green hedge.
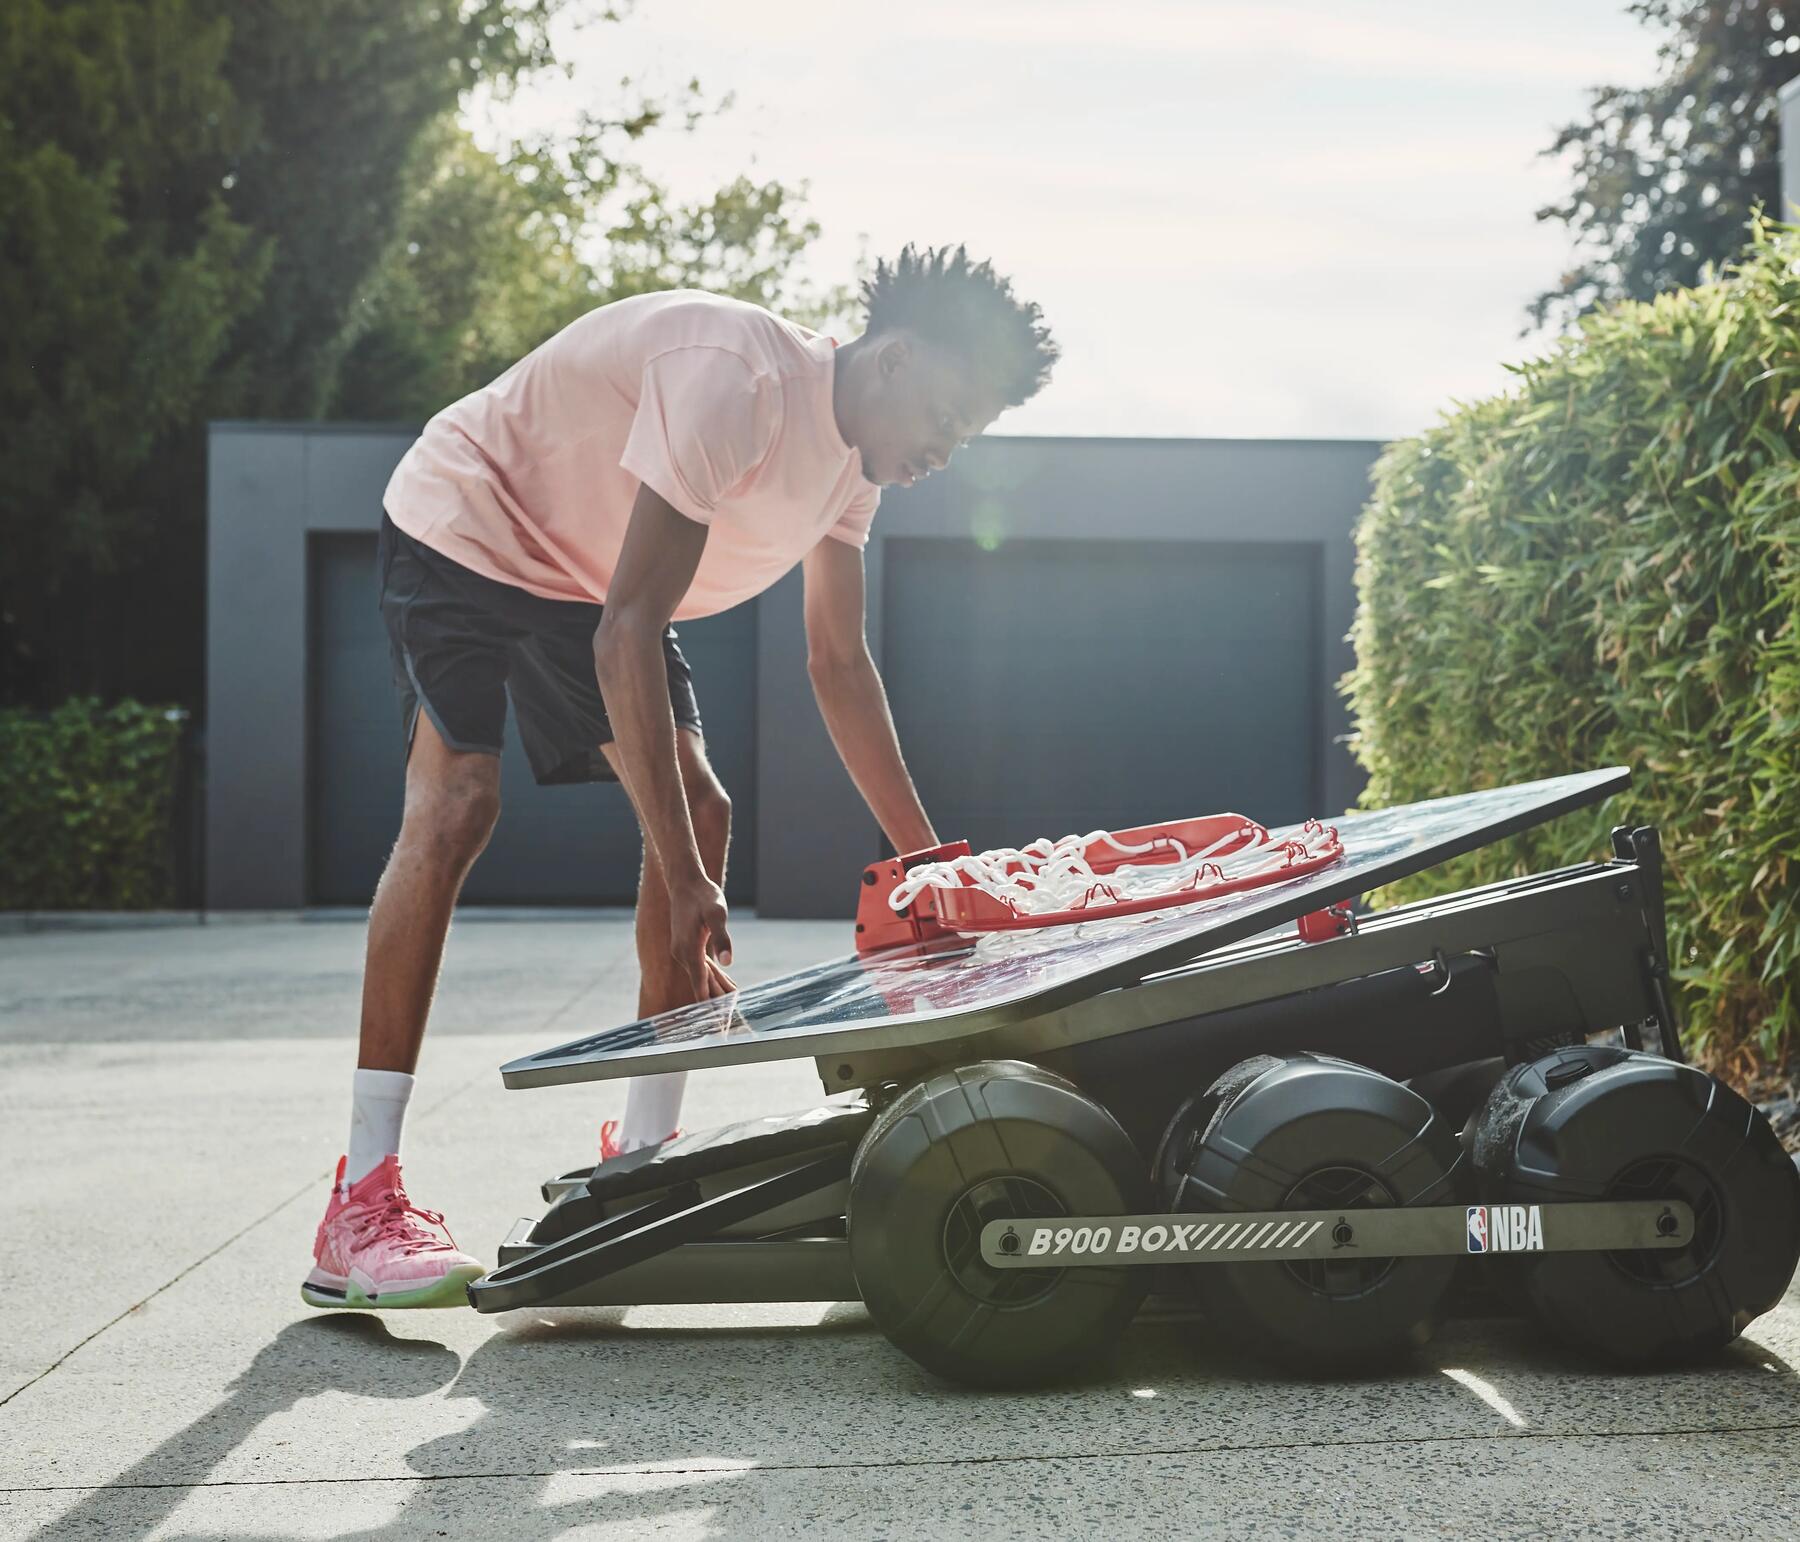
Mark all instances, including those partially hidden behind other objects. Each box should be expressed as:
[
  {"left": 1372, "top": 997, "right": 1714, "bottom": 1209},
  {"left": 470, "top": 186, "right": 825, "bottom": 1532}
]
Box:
[
  {"left": 0, "top": 699, "right": 188, "bottom": 910},
  {"left": 1344, "top": 219, "right": 1800, "bottom": 1064}
]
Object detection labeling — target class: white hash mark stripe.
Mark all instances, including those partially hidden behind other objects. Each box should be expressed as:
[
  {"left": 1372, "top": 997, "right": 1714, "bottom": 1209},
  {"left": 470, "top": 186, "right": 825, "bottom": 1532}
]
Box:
[
  {"left": 1289, "top": 1220, "right": 1325, "bottom": 1247},
  {"left": 1442, "top": 1368, "right": 1528, "bottom": 1428}
]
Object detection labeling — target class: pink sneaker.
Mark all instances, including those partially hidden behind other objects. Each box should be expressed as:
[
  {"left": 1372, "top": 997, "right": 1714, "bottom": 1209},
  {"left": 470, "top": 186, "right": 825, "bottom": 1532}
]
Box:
[
  {"left": 301, "top": 1155, "right": 484, "bottom": 1309},
  {"left": 598, "top": 1120, "right": 682, "bottom": 1163}
]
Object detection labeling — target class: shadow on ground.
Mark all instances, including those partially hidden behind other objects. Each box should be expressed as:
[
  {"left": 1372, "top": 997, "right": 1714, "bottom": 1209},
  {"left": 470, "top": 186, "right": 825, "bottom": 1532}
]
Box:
[
  {"left": 27, "top": 1304, "right": 1800, "bottom": 1542},
  {"left": 29, "top": 1317, "right": 458, "bottom": 1540}
]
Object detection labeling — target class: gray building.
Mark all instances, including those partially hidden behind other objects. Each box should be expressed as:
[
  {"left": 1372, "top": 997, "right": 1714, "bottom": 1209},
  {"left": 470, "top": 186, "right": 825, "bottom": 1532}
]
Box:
[
  {"left": 1784, "top": 74, "right": 1800, "bottom": 223},
  {"left": 206, "top": 425, "right": 1376, "bottom": 916}
]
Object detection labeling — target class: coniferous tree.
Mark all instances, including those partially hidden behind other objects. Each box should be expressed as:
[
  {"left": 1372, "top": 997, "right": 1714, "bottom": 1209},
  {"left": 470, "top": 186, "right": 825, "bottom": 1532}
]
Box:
[{"left": 1532, "top": 0, "right": 1799, "bottom": 327}]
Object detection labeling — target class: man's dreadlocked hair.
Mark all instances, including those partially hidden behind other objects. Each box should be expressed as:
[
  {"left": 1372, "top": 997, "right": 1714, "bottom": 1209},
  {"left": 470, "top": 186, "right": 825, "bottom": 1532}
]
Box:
[{"left": 861, "top": 245, "right": 1059, "bottom": 408}]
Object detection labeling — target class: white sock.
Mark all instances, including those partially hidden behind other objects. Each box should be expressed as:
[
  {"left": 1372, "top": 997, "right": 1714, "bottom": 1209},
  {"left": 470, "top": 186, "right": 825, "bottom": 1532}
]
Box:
[
  {"left": 345, "top": 1068, "right": 415, "bottom": 1186},
  {"left": 619, "top": 1072, "right": 687, "bottom": 1153}
]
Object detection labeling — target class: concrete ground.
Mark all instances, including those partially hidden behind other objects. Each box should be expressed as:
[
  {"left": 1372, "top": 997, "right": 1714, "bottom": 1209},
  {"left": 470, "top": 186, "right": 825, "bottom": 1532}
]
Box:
[{"left": 2, "top": 915, "right": 1798, "bottom": 1542}]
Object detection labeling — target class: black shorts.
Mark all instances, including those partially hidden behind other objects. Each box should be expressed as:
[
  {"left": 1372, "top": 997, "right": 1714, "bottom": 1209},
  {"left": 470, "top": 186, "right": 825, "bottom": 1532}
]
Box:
[{"left": 376, "top": 513, "right": 702, "bottom": 786}]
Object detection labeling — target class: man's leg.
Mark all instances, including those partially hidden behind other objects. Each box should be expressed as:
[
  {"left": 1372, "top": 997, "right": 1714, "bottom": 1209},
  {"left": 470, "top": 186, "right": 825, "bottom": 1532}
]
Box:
[
  {"left": 345, "top": 712, "right": 500, "bottom": 1183},
  {"left": 305, "top": 713, "right": 497, "bottom": 1309},
  {"left": 359, "top": 713, "right": 502, "bottom": 1075},
  {"left": 606, "top": 728, "right": 733, "bottom": 1151}
]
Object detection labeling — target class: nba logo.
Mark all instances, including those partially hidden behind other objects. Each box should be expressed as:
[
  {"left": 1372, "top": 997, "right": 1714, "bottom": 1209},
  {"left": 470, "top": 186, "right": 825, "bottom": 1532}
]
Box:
[{"left": 1466, "top": 1206, "right": 1488, "bottom": 1253}]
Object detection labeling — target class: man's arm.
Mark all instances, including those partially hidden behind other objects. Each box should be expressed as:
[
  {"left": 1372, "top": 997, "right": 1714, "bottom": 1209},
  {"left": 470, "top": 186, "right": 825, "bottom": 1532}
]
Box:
[
  {"left": 595, "top": 483, "right": 733, "bottom": 995},
  {"left": 801, "top": 537, "right": 938, "bottom": 855}
]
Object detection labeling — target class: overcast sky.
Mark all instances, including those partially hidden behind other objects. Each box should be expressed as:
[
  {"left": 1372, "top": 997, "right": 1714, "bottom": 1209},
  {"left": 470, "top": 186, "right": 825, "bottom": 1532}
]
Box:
[{"left": 477, "top": 0, "right": 1664, "bottom": 441}]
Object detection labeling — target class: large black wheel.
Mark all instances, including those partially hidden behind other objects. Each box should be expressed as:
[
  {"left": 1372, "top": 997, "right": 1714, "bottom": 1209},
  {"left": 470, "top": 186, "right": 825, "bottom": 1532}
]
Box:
[
  {"left": 847, "top": 1060, "right": 1149, "bottom": 1388},
  {"left": 1156, "top": 1053, "right": 1463, "bottom": 1371},
  {"left": 1473, "top": 1044, "right": 1800, "bottom": 1365}
]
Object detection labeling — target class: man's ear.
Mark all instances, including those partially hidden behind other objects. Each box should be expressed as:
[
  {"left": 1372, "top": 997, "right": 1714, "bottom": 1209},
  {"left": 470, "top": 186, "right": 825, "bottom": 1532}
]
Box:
[{"left": 877, "top": 333, "right": 912, "bottom": 380}]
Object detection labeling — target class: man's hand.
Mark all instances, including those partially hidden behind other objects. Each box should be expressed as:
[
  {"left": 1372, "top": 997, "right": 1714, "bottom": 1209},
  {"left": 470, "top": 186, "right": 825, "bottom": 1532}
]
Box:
[{"left": 669, "top": 873, "right": 736, "bottom": 1000}]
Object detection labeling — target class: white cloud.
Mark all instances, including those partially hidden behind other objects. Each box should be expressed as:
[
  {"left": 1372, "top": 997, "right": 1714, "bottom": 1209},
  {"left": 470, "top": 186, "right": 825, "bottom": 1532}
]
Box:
[
  {"left": 473, "top": 0, "right": 1667, "bottom": 440},
  {"left": 853, "top": 0, "right": 1645, "bottom": 85}
]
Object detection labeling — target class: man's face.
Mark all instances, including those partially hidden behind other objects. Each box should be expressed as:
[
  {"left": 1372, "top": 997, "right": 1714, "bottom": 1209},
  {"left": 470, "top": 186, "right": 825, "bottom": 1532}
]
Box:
[{"left": 858, "top": 333, "right": 1007, "bottom": 489}]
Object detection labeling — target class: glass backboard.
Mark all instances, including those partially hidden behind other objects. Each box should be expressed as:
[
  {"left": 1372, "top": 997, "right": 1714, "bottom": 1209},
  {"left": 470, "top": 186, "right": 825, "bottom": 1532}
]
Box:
[{"left": 502, "top": 768, "right": 1630, "bottom": 1088}]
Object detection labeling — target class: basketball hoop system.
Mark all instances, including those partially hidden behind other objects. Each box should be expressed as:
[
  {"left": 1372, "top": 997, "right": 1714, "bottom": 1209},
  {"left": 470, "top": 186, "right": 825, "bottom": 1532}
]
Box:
[{"left": 887, "top": 813, "right": 1345, "bottom": 933}]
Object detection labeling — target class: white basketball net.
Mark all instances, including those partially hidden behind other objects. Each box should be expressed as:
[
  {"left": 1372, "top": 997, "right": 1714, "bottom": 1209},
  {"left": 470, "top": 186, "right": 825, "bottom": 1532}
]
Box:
[{"left": 890, "top": 820, "right": 1337, "bottom": 920}]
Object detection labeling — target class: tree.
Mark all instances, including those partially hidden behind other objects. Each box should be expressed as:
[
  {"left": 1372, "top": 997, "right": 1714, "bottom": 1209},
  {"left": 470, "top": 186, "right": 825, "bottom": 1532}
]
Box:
[
  {"left": 334, "top": 119, "right": 854, "bottom": 421},
  {"left": 1531, "top": 0, "right": 1799, "bottom": 328},
  {"left": 0, "top": 2, "right": 840, "bottom": 707},
  {"left": 0, "top": 0, "right": 560, "bottom": 702},
  {"left": 601, "top": 175, "right": 854, "bottom": 324},
  {"left": 214, "top": 0, "right": 564, "bottom": 420},
  {"left": 0, "top": 1, "right": 266, "bottom": 699},
  {"left": 328, "top": 120, "right": 602, "bottom": 422}
]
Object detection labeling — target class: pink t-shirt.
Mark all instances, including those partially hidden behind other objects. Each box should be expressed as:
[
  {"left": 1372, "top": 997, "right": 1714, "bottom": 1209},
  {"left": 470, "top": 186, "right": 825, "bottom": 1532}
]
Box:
[{"left": 382, "top": 290, "right": 880, "bottom": 620}]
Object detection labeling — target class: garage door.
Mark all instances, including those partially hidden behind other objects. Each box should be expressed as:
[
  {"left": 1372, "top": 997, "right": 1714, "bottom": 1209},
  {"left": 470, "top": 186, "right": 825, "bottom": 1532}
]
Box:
[
  {"left": 308, "top": 534, "right": 758, "bottom": 905},
  {"left": 882, "top": 538, "right": 1319, "bottom": 856}
]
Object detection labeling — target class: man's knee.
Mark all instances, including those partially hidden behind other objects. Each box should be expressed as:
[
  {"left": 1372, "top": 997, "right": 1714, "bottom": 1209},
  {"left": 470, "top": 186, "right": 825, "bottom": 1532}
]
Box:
[
  {"left": 402, "top": 768, "right": 501, "bottom": 869},
  {"left": 673, "top": 734, "right": 731, "bottom": 857},
  {"left": 688, "top": 781, "right": 731, "bottom": 857}
]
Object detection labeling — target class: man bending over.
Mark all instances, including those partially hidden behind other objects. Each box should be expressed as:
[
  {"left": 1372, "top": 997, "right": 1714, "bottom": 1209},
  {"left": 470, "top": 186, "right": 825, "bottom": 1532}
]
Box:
[{"left": 303, "top": 246, "right": 1059, "bottom": 1308}]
